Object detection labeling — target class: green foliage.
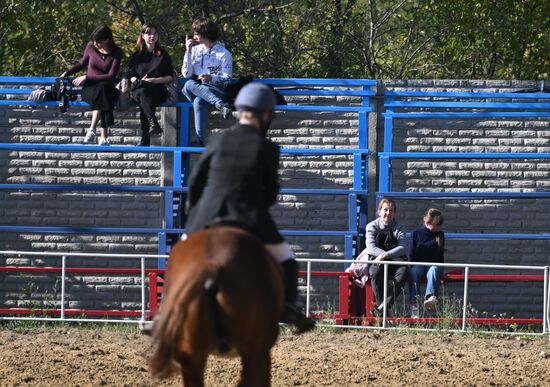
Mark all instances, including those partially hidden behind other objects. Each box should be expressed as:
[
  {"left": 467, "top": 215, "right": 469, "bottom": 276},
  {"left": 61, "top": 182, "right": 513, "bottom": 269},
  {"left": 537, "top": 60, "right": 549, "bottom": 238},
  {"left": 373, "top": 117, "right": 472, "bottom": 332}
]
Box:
[{"left": 0, "top": 0, "right": 548, "bottom": 79}]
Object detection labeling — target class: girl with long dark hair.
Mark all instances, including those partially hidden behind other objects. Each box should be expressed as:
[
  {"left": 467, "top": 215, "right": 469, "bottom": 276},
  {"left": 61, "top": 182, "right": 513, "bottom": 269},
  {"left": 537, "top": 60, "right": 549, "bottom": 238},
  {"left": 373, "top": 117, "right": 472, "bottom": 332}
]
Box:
[
  {"left": 61, "top": 25, "right": 122, "bottom": 146},
  {"left": 128, "top": 22, "right": 175, "bottom": 146}
]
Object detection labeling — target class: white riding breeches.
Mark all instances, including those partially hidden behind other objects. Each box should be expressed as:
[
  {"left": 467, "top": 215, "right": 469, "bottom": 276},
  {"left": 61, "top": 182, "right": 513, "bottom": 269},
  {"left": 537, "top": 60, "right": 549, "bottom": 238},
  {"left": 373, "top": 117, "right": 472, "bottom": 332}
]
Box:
[{"left": 265, "top": 242, "right": 295, "bottom": 263}]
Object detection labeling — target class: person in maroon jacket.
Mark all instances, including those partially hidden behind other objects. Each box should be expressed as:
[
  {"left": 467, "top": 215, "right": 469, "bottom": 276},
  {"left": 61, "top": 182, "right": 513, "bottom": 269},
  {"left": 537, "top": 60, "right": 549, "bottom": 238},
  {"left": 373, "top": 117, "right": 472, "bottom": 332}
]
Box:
[{"left": 61, "top": 25, "right": 122, "bottom": 146}]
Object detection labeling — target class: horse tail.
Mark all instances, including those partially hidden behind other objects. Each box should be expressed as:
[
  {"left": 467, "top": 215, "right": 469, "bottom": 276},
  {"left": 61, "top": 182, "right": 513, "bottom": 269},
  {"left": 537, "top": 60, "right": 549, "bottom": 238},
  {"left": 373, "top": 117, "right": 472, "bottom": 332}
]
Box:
[{"left": 149, "top": 268, "right": 211, "bottom": 379}]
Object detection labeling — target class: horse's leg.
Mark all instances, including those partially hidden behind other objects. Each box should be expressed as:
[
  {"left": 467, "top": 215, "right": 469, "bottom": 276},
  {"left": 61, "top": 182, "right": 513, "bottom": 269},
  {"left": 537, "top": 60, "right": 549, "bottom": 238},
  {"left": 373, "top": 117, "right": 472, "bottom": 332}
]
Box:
[
  {"left": 239, "top": 351, "right": 271, "bottom": 387},
  {"left": 180, "top": 354, "right": 208, "bottom": 387}
]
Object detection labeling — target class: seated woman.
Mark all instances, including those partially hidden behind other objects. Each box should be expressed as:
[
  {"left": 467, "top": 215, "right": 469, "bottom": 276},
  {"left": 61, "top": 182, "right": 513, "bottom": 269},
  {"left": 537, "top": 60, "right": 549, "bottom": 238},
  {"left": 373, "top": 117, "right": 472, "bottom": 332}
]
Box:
[
  {"left": 364, "top": 198, "right": 408, "bottom": 317},
  {"left": 61, "top": 25, "right": 122, "bottom": 146},
  {"left": 408, "top": 208, "right": 445, "bottom": 318},
  {"left": 128, "top": 22, "right": 174, "bottom": 146},
  {"left": 181, "top": 17, "right": 233, "bottom": 145}
]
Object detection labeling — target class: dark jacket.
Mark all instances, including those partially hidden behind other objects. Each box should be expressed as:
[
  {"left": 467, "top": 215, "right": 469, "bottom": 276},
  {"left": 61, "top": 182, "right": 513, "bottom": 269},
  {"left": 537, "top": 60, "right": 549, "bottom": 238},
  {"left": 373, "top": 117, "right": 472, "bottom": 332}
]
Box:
[
  {"left": 184, "top": 123, "right": 283, "bottom": 243},
  {"left": 408, "top": 226, "right": 445, "bottom": 264}
]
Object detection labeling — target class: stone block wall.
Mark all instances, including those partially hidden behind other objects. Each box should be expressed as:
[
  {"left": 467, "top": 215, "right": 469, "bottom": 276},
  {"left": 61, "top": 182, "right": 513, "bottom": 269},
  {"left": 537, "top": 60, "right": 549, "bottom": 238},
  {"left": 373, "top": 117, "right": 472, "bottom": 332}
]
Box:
[
  {"left": 1, "top": 79, "right": 549, "bottom": 320},
  {"left": 380, "top": 79, "right": 550, "bottom": 318}
]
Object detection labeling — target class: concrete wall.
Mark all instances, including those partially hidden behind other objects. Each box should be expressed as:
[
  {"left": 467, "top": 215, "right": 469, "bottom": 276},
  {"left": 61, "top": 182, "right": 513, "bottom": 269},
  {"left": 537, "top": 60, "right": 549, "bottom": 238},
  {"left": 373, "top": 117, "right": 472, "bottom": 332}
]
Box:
[{"left": 1, "top": 79, "right": 549, "bottom": 320}]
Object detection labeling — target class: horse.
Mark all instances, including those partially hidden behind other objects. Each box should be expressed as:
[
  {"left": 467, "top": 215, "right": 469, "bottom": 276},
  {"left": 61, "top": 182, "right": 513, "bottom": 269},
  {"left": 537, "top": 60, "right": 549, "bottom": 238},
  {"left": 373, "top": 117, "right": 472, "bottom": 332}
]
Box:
[{"left": 149, "top": 226, "right": 285, "bottom": 387}]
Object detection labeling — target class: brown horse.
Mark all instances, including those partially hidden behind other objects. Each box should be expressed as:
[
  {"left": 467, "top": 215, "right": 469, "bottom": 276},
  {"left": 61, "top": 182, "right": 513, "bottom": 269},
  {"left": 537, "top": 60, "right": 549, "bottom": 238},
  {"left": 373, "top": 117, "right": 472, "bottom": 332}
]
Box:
[{"left": 149, "top": 226, "right": 285, "bottom": 387}]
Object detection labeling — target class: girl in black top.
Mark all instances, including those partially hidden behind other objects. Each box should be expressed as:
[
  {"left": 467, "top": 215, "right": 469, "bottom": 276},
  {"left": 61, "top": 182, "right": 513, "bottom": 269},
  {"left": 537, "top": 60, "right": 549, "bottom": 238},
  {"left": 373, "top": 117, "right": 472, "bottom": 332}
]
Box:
[
  {"left": 128, "top": 22, "right": 174, "bottom": 146},
  {"left": 408, "top": 208, "right": 445, "bottom": 317}
]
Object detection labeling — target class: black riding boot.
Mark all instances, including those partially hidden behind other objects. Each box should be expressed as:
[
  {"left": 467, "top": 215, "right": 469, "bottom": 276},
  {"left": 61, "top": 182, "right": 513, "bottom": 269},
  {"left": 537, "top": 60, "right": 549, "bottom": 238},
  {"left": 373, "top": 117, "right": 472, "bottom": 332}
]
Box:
[
  {"left": 281, "top": 259, "right": 316, "bottom": 333},
  {"left": 138, "top": 113, "right": 151, "bottom": 146},
  {"left": 148, "top": 114, "right": 163, "bottom": 136}
]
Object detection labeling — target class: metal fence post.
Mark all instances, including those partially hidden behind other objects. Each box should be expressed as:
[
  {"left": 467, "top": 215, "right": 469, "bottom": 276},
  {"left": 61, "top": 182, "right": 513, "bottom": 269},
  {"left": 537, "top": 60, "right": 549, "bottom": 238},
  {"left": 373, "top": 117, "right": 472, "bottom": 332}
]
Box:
[
  {"left": 141, "top": 257, "right": 146, "bottom": 322},
  {"left": 306, "top": 261, "right": 311, "bottom": 317},
  {"left": 462, "top": 266, "right": 470, "bottom": 332},
  {"left": 60, "top": 255, "right": 66, "bottom": 321}
]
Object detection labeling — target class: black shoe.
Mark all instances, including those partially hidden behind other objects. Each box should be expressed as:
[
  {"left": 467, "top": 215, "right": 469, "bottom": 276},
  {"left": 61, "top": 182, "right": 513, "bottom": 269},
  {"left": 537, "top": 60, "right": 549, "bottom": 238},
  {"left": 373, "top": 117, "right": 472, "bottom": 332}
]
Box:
[
  {"left": 215, "top": 102, "right": 233, "bottom": 119},
  {"left": 147, "top": 115, "right": 163, "bottom": 136},
  {"left": 149, "top": 126, "right": 163, "bottom": 136},
  {"left": 371, "top": 304, "right": 392, "bottom": 318},
  {"left": 138, "top": 138, "right": 150, "bottom": 146},
  {"left": 281, "top": 304, "right": 316, "bottom": 334},
  {"left": 138, "top": 320, "right": 154, "bottom": 336}
]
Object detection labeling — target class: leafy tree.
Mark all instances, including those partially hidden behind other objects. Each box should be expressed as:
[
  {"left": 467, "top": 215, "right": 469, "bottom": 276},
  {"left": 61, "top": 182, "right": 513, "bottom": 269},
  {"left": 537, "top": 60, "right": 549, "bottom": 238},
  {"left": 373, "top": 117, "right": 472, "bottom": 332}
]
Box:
[{"left": 0, "top": 0, "right": 548, "bottom": 79}]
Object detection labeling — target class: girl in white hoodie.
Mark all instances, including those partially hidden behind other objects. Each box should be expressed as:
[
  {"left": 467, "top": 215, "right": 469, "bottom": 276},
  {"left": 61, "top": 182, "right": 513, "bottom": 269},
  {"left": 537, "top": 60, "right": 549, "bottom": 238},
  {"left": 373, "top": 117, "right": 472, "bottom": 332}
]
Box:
[{"left": 182, "top": 17, "right": 233, "bottom": 145}]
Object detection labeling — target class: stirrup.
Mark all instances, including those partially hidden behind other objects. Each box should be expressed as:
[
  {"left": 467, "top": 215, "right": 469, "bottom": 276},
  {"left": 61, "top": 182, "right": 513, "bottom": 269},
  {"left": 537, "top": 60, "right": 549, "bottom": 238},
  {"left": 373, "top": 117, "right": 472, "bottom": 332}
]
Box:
[{"left": 281, "top": 304, "right": 316, "bottom": 333}]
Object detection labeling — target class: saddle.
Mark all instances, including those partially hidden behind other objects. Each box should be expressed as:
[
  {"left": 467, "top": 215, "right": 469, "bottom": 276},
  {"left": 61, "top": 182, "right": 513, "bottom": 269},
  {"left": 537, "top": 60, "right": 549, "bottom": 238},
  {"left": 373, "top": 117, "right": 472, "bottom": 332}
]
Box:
[{"left": 206, "top": 217, "right": 253, "bottom": 233}]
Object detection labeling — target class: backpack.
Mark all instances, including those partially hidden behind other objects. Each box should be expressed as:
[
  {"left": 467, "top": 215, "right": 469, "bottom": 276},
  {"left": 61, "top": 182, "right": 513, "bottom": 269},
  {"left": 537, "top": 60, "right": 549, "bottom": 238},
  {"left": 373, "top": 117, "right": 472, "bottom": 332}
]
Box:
[
  {"left": 51, "top": 78, "right": 77, "bottom": 113},
  {"left": 27, "top": 87, "right": 53, "bottom": 103}
]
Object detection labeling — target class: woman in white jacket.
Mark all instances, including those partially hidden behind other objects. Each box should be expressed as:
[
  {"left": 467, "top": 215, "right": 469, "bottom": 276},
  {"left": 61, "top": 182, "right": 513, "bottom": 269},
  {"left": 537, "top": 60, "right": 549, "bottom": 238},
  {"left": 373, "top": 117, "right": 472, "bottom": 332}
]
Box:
[{"left": 182, "top": 17, "right": 233, "bottom": 145}]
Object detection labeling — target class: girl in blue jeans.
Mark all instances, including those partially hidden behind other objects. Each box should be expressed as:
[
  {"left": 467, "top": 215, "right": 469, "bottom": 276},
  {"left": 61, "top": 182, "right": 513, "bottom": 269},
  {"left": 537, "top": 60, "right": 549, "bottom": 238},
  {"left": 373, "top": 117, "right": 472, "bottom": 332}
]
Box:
[{"left": 408, "top": 208, "right": 445, "bottom": 317}]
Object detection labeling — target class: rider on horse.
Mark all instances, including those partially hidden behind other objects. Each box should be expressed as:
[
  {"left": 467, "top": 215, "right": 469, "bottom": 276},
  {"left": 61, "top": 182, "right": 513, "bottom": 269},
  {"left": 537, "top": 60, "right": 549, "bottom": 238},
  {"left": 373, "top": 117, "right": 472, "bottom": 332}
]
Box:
[{"left": 184, "top": 82, "right": 315, "bottom": 333}]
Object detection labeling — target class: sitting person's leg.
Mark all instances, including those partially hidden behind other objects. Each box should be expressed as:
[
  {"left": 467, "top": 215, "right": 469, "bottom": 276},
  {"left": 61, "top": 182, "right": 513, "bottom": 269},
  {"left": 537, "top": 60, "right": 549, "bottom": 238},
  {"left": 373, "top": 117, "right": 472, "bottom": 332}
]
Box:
[
  {"left": 138, "top": 108, "right": 151, "bottom": 146},
  {"left": 424, "top": 265, "right": 444, "bottom": 309},
  {"left": 409, "top": 265, "right": 428, "bottom": 304},
  {"left": 389, "top": 265, "right": 408, "bottom": 307},
  {"left": 133, "top": 86, "right": 163, "bottom": 137},
  {"left": 408, "top": 265, "right": 426, "bottom": 317},
  {"left": 368, "top": 264, "right": 384, "bottom": 308},
  {"left": 183, "top": 79, "right": 232, "bottom": 144},
  {"left": 192, "top": 96, "right": 209, "bottom": 145}
]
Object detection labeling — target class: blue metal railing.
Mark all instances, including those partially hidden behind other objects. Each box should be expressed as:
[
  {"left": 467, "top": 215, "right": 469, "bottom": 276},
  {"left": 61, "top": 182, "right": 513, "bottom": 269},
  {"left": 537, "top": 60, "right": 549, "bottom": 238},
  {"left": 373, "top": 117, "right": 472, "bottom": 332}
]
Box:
[
  {"left": 383, "top": 90, "right": 550, "bottom": 152},
  {"left": 379, "top": 89, "right": 550, "bottom": 244},
  {"left": 0, "top": 76, "right": 374, "bottom": 263}
]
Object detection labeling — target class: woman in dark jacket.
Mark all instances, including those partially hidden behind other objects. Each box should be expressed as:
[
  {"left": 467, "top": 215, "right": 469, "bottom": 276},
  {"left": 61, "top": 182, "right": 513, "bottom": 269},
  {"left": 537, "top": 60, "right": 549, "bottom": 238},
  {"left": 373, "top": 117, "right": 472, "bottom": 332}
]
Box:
[
  {"left": 61, "top": 25, "right": 122, "bottom": 146},
  {"left": 408, "top": 208, "right": 445, "bottom": 317},
  {"left": 128, "top": 22, "right": 174, "bottom": 146}
]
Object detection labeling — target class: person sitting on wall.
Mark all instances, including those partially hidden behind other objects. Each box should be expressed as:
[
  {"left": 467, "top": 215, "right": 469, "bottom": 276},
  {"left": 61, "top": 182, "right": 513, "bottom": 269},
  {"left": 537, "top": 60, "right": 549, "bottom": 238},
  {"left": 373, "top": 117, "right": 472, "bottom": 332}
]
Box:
[
  {"left": 181, "top": 17, "right": 233, "bottom": 146},
  {"left": 61, "top": 25, "right": 122, "bottom": 146},
  {"left": 128, "top": 22, "right": 175, "bottom": 146}
]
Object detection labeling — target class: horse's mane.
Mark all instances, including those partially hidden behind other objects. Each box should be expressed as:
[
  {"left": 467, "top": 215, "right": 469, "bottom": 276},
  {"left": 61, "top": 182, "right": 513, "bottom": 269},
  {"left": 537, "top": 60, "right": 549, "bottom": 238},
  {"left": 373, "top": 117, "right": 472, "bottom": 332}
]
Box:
[{"left": 149, "top": 259, "right": 210, "bottom": 378}]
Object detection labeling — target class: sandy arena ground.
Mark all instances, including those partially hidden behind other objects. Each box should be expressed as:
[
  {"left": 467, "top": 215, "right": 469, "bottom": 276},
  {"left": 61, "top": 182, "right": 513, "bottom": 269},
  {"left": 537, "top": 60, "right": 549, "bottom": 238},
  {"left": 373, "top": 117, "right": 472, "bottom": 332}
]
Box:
[{"left": 1, "top": 326, "right": 549, "bottom": 386}]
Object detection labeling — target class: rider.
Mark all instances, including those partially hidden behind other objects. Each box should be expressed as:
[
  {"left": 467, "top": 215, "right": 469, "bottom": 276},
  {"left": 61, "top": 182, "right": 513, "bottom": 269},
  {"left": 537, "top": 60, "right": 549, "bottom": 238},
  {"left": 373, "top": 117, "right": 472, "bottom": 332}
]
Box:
[{"left": 184, "top": 82, "right": 315, "bottom": 333}]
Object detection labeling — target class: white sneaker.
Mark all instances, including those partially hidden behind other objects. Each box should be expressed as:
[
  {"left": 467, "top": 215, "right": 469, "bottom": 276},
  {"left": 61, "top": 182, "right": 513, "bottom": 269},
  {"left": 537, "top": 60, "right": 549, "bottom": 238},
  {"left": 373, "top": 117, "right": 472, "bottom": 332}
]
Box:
[
  {"left": 424, "top": 295, "right": 438, "bottom": 311},
  {"left": 84, "top": 129, "right": 97, "bottom": 144},
  {"left": 410, "top": 303, "right": 419, "bottom": 318},
  {"left": 98, "top": 138, "right": 110, "bottom": 146}
]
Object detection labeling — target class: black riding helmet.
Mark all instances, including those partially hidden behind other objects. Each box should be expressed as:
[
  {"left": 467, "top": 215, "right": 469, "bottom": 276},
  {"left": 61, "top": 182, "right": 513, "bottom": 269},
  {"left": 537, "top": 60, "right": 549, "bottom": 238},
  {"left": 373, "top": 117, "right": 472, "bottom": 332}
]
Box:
[
  {"left": 234, "top": 83, "right": 276, "bottom": 113},
  {"left": 234, "top": 83, "right": 276, "bottom": 136}
]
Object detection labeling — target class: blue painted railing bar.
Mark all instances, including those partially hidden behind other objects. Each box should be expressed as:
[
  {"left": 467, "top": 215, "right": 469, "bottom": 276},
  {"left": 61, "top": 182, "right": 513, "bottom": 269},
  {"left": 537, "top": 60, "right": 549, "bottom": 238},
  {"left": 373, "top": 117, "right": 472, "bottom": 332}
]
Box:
[
  {"left": 0, "top": 225, "right": 357, "bottom": 237},
  {"left": 255, "top": 78, "right": 376, "bottom": 87},
  {"left": 378, "top": 152, "right": 550, "bottom": 193},
  {"left": 0, "top": 184, "right": 367, "bottom": 196},
  {"left": 385, "top": 91, "right": 550, "bottom": 99},
  {"left": 385, "top": 112, "right": 550, "bottom": 119},
  {"left": 377, "top": 192, "right": 550, "bottom": 199},
  {"left": 385, "top": 101, "right": 550, "bottom": 109},
  {"left": 380, "top": 152, "right": 550, "bottom": 159}
]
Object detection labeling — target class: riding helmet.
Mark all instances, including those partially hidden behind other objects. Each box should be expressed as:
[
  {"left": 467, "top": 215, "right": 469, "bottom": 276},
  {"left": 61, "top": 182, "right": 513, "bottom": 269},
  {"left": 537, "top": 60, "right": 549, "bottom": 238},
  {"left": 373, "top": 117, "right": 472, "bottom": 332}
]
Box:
[{"left": 234, "top": 83, "right": 276, "bottom": 112}]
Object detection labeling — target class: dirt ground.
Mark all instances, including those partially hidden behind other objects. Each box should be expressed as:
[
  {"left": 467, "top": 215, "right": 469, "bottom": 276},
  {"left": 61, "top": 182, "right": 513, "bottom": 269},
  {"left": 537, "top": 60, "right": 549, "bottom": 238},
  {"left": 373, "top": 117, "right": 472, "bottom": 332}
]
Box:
[{"left": 1, "top": 326, "right": 550, "bottom": 386}]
